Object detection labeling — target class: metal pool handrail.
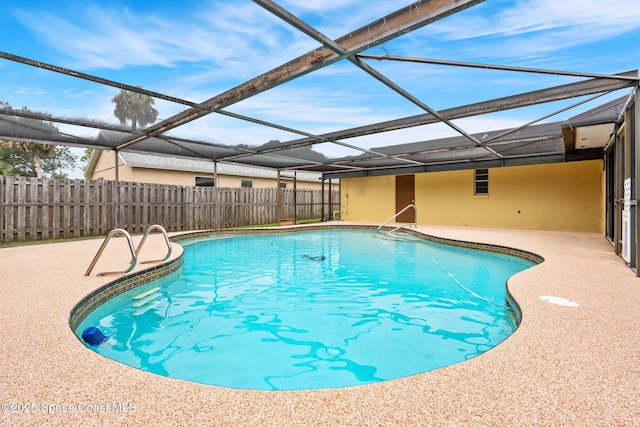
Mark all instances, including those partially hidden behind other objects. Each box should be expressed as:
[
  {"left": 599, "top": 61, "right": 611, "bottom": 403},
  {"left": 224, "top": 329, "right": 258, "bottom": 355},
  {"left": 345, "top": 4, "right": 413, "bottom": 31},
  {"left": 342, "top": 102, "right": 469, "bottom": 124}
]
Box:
[
  {"left": 135, "top": 224, "right": 172, "bottom": 264},
  {"left": 377, "top": 203, "right": 417, "bottom": 234},
  {"left": 84, "top": 224, "right": 172, "bottom": 276},
  {"left": 84, "top": 228, "right": 137, "bottom": 276}
]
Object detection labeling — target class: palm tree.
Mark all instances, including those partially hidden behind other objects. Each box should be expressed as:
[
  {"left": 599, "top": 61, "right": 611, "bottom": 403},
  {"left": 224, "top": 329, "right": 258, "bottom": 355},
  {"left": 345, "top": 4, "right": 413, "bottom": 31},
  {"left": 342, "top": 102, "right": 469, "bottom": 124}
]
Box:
[{"left": 111, "top": 88, "right": 159, "bottom": 132}]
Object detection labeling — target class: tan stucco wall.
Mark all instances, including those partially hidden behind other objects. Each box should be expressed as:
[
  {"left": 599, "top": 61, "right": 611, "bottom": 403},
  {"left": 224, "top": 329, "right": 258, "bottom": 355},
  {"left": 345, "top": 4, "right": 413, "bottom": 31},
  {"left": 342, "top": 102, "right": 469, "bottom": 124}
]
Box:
[
  {"left": 91, "top": 150, "right": 125, "bottom": 181},
  {"left": 89, "top": 151, "right": 326, "bottom": 189},
  {"left": 340, "top": 175, "right": 396, "bottom": 222},
  {"left": 341, "top": 160, "right": 604, "bottom": 232}
]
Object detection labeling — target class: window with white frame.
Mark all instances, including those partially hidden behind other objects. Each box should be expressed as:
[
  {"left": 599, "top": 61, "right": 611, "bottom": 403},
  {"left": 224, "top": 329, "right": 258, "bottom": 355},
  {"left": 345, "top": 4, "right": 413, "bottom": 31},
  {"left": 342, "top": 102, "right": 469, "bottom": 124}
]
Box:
[{"left": 241, "top": 179, "right": 254, "bottom": 188}]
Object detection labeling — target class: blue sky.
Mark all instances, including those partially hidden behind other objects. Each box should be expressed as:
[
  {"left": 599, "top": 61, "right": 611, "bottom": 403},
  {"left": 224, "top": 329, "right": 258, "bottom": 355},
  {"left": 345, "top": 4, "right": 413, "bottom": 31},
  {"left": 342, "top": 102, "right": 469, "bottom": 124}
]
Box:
[{"left": 1, "top": 0, "right": 640, "bottom": 176}]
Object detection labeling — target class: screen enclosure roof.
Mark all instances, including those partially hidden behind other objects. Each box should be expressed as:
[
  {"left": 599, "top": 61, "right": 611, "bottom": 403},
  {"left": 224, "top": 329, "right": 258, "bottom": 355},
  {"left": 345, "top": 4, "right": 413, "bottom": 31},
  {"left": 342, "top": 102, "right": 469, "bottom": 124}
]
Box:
[{"left": 0, "top": 0, "right": 638, "bottom": 180}]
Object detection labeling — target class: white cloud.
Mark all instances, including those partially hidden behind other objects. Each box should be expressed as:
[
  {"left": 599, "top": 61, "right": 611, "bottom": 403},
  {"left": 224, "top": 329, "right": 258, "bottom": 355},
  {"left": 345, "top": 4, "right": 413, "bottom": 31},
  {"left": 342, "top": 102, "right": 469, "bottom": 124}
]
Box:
[
  {"left": 280, "top": 0, "right": 358, "bottom": 12},
  {"left": 15, "top": 3, "right": 310, "bottom": 72},
  {"left": 426, "top": 0, "right": 640, "bottom": 57},
  {"left": 8, "top": 86, "right": 48, "bottom": 96},
  {"left": 273, "top": 1, "right": 410, "bottom": 41},
  {"left": 434, "top": 0, "right": 640, "bottom": 39},
  {"left": 231, "top": 86, "right": 381, "bottom": 126}
]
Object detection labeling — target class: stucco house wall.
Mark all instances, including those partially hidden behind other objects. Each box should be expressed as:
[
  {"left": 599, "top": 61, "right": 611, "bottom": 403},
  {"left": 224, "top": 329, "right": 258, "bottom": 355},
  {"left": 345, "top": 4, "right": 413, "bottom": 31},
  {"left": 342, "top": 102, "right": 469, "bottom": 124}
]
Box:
[
  {"left": 340, "top": 175, "right": 396, "bottom": 223},
  {"left": 340, "top": 160, "right": 603, "bottom": 232}
]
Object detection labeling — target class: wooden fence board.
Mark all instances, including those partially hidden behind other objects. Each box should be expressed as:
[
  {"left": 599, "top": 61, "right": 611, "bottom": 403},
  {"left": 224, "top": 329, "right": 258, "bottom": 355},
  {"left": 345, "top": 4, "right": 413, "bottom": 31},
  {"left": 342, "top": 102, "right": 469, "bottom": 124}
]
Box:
[
  {"left": 0, "top": 177, "right": 339, "bottom": 243},
  {"left": 17, "top": 178, "right": 26, "bottom": 241},
  {"left": 3, "top": 177, "right": 14, "bottom": 242}
]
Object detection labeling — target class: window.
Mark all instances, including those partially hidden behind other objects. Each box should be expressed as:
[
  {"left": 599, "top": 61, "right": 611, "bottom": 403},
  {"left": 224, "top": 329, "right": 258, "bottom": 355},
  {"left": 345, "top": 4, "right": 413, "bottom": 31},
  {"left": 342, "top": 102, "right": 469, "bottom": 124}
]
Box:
[
  {"left": 195, "top": 176, "right": 216, "bottom": 187},
  {"left": 474, "top": 169, "right": 489, "bottom": 195},
  {"left": 241, "top": 179, "right": 254, "bottom": 188},
  {"left": 279, "top": 182, "right": 287, "bottom": 189}
]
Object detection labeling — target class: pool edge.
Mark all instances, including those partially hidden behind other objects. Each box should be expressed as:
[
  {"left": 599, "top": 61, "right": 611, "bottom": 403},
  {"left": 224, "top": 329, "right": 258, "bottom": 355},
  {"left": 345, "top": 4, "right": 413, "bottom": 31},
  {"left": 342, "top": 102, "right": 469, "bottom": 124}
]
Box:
[{"left": 69, "top": 254, "right": 184, "bottom": 332}]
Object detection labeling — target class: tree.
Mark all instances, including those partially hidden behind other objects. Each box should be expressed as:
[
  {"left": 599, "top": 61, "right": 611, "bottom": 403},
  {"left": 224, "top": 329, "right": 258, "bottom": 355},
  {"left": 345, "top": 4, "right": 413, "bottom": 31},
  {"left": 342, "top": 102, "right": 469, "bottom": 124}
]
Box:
[
  {"left": 256, "top": 139, "right": 329, "bottom": 162},
  {"left": 80, "top": 148, "right": 93, "bottom": 173},
  {"left": 0, "top": 103, "right": 77, "bottom": 178},
  {"left": 0, "top": 144, "right": 76, "bottom": 178},
  {"left": 0, "top": 140, "right": 56, "bottom": 178},
  {"left": 0, "top": 159, "right": 11, "bottom": 176},
  {"left": 111, "top": 88, "right": 159, "bottom": 132}
]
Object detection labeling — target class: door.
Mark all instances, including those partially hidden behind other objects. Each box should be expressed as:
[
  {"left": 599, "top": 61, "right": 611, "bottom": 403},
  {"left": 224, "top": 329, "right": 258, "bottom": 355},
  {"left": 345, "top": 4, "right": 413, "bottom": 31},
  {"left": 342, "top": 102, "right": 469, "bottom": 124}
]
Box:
[{"left": 395, "top": 175, "right": 415, "bottom": 223}]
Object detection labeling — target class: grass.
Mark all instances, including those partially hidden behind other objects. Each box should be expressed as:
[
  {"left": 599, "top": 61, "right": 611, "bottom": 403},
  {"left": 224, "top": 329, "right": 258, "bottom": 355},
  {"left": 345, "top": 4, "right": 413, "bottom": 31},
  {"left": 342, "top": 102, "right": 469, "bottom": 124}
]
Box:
[{"left": 0, "top": 235, "right": 103, "bottom": 248}]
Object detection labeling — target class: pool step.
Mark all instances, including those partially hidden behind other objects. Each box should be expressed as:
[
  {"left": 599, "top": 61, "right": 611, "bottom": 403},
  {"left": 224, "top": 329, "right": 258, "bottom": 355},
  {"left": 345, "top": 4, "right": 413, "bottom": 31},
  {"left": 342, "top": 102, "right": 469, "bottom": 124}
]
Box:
[
  {"left": 132, "top": 286, "right": 161, "bottom": 300},
  {"left": 132, "top": 290, "right": 162, "bottom": 316},
  {"left": 133, "top": 303, "right": 158, "bottom": 316},
  {"left": 374, "top": 232, "right": 422, "bottom": 242},
  {"left": 132, "top": 293, "right": 161, "bottom": 308}
]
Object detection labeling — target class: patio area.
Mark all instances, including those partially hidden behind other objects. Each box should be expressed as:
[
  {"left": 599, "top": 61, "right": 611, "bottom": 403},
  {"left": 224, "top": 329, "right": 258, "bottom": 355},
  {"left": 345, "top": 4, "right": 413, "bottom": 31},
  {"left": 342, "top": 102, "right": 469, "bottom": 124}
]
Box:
[{"left": 1, "top": 223, "right": 639, "bottom": 426}]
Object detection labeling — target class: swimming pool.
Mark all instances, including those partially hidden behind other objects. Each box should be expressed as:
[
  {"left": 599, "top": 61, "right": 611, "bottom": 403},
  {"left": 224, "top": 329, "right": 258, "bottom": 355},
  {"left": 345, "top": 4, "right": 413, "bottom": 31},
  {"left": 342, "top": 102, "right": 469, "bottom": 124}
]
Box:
[{"left": 75, "top": 228, "right": 536, "bottom": 390}]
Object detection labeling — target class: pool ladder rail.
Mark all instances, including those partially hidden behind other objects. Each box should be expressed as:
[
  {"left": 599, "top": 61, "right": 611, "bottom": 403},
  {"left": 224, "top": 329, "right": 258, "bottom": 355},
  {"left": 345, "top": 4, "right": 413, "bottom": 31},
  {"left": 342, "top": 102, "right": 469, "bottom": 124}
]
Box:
[
  {"left": 376, "top": 203, "right": 417, "bottom": 240},
  {"left": 84, "top": 224, "right": 172, "bottom": 277}
]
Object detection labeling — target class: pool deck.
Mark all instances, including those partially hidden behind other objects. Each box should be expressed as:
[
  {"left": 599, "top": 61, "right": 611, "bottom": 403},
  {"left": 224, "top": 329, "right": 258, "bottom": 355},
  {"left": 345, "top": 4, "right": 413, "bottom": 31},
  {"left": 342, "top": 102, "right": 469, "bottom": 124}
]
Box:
[{"left": 1, "top": 223, "right": 639, "bottom": 426}]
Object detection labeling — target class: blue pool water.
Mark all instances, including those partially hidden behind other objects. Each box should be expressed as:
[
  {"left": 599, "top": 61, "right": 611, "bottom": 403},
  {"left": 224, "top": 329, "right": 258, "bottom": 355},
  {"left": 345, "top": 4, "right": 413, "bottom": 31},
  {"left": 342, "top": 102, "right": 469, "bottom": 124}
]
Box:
[{"left": 76, "top": 229, "right": 535, "bottom": 390}]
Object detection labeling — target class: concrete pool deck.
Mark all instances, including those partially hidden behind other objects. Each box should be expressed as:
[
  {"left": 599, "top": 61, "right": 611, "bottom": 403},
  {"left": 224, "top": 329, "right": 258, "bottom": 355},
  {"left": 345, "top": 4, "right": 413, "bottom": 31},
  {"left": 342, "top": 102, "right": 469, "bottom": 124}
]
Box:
[{"left": 1, "top": 223, "right": 639, "bottom": 426}]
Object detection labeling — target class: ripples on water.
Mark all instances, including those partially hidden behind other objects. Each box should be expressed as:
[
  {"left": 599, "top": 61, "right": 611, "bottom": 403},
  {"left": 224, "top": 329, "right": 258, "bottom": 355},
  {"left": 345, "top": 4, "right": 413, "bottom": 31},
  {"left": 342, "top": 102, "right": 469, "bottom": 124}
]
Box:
[{"left": 77, "top": 229, "right": 534, "bottom": 390}]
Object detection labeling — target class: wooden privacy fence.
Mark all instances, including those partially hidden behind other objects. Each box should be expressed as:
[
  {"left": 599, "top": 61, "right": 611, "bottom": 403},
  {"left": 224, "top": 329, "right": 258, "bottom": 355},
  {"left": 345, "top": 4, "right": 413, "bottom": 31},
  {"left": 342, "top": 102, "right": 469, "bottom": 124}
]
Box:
[{"left": 0, "top": 177, "right": 340, "bottom": 243}]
